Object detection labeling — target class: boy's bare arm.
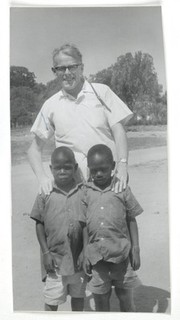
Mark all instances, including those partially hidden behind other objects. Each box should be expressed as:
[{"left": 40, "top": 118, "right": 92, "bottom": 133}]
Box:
[
  {"left": 83, "top": 226, "right": 88, "bottom": 249},
  {"left": 83, "top": 227, "right": 92, "bottom": 276},
  {"left": 36, "top": 221, "right": 57, "bottom": 272},
  {"left": 27, "top": 136, "right": 53, "bottom": 195},
  {"left": 36, "top": 221, "right": 49, "bottom": 254},
  {"left": 126, "top": 217, "right": 141, "bottom": 270}
]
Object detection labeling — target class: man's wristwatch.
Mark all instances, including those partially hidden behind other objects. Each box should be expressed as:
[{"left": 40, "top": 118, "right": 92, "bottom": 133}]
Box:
[{"left": 117, "top": 158, "right": 128, "bottom": 164}]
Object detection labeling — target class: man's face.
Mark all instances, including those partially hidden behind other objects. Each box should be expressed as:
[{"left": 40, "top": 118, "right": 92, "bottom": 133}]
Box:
[
  {"left": 50, "top": 152, "right": 77, "bottom": 188},
  {"left": 53, "top": 52, "right": 84, "bottom": 95},
  {"left": 88, "top": 153, "right": 115, "bottom": 189}
]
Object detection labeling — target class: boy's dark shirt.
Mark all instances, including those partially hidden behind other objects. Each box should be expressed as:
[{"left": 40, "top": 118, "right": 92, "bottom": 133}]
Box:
[
  {"left": 80, "top": 182, "right": 143, "bottom": 266},
  {"left": 30, "top": 182, "right": 85, "bottom": 276}
]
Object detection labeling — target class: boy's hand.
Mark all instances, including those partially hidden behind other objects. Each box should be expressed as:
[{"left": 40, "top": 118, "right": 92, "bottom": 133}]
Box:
[
  {"left": 83, "top": 257, "right": 92, "bottom": 276},
  {"left": 130, "top": 246, "right": 140, "bottom": 271},
  {"left": 43, "top": 253, "right": 58, "bottom": 273},
  {"left": 77, "top": 252, "right": 84, "bottom": 271}
]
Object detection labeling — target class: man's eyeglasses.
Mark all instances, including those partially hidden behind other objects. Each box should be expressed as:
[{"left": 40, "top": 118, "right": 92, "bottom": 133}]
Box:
[{"left": 52, "top": 64, "right": 81, "bottom": 73}]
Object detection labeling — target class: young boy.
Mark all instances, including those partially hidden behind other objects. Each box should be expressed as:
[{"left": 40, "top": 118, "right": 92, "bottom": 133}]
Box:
[
  {"left": 30, "top": 146, "right": 86, "bottom": 311},
  {"left": 81, "top": 144, "right": 143, "bottom": 312}
]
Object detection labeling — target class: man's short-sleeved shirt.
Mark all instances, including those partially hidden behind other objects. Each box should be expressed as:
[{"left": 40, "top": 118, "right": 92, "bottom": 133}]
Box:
[
  {"left": 30, "top": 182, "right": 85, "bottom": 276},
  {"left": 80, "top": 183, "right": 143, "bottom": 266},
  {"left": 31, "top": 81, "right": 133, "bottom": 176}
]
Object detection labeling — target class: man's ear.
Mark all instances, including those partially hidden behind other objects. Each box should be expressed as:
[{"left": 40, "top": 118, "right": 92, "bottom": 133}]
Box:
[
  {"left": 81, "top": 63, "right": 84, "bottom": 72},
  {"left": 74, "top": 163, "right": 78, "bottom": 171},
  {"left": 49, "top": 164, "right": 52, "bottom": 172},
  {"left": 51, "top": 67, "right": 58, "bottom": 78}
]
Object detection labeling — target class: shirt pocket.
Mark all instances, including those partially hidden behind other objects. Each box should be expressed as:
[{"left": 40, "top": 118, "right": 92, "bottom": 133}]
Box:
[
  {"left": 52, "top": 103, "right": 77, "bottom": 139},
  {"left": 80, "top": 96, "right": 109, "bottom": 130},
  {"left": 109, "top": 196, "right": 126, "bottom": 228}
]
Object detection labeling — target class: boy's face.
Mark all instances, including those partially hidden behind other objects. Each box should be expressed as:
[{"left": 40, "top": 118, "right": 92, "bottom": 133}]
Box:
[
  {"left": 50, "top": 151, "right": 77, "bottom": 188},
  {"left": 88, "top": 153, "right": 115, "bottom": 189}
]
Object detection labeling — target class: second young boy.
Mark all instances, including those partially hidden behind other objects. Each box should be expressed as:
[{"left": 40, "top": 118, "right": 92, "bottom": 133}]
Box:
[{"left": 81, "top": 144, "right": 143, "bottom": 312}]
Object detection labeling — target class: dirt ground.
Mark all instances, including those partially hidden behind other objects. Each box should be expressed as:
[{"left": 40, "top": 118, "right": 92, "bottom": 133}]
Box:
[{"left": 11, "top": 145, "right": 170, "bottom": 313}]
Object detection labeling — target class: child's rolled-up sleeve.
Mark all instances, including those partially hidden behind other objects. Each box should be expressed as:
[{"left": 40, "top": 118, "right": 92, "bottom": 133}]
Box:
[
  {"left": 124, "top": 186, "right": 143, "bottom": 219},
  {"left": 30, "top": 194, "right": 46, "bottom": 224}
]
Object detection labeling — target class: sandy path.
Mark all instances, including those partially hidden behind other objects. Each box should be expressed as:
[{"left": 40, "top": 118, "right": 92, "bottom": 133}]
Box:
[{"left": 11, "top": 146, "right": 170, "bottom": 312}]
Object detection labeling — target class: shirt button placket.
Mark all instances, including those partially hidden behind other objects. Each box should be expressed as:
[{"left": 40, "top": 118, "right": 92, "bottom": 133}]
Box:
[
  {"left": 66, "top": 197, "right": 72, "bottom": 227},
  {"left": 99, "top": 196, "right": 105, "bottom": 241}
]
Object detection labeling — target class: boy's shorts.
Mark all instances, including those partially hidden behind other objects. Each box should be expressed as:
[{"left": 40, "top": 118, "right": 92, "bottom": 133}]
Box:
[
  {"left": 44, "top": 270, "right": 86, "bottom": 306},
  {"left": 88, "top": 258, "right": 141, "bottom": 295}
]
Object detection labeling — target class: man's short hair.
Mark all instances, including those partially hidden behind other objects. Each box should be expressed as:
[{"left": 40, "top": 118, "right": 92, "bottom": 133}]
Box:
[
  {"left": 87, "top": 144, "right": 114, "bottom": 165},
  {"left": 52, "top": 43, "right": 82, "bottom": 64}
]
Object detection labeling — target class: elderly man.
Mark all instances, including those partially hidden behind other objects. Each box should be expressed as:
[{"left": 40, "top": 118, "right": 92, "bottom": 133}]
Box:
[{"left": 28, "top": 43, "right": 133, "bottom": 194}]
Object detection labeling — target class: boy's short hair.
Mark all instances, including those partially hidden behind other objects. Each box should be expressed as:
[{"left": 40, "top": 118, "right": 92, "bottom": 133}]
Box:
[
  {"left": 51, "top": 146, "right": 76, "bottom": 164},
  {"left": 87, "top": 144, "right": 114, "bottom": 165}
]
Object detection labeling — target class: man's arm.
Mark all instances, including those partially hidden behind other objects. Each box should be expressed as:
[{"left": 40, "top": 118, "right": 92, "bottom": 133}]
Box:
[
  {"left": 111, "top": 122, "right": 128, "bottom": 192},
  {"left": 126, "top": 217, "right": 140, "bottom": 271},
  {"left": 36, "top": 221, "right": 57, "bottom": 272},
  {"left": 27, "top": 135, "right": 53, "bottom": 194}
]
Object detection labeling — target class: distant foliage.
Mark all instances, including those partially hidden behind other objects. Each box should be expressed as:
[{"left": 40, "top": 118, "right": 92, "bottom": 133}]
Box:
[
  {"left": 10, "top": 51, "right": 167, "bottom": 127},
  {"left": 90, "top": 66, "right": 113, "bottom": 87},
  {"left": 10, "top": 86, "right": 36, "bottom": 127},
  {"left": 10, "top": 65, "right": 61, "bottom": 127},
  {"left": 10, "top": 66, "right": 36, "bottom": 88},
  {"left": 90, "top": 51, "right": 167, "bottom": 125},
  {"left": 41, "top": 77, "right": 62, "bottom": 101},
  {"left": 11, "top": 66, "right": 46, "bottom": 127}
]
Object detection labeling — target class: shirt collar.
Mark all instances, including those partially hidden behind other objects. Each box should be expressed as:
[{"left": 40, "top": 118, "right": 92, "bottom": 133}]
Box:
[
  {"left": 58, "top": 89, "right": 73, "bottom": 100},
  {"left": 58, "top": 79, "right": 94, "bottom": 100},
  {"left": 52, "top": 181, "right": 83, "bottom": 196},
  {"left": 81, "top": 80, "right": 96, "bottom": 94},
  {"left": 85, "top": 179, "right": 113, "bottom": 193}
]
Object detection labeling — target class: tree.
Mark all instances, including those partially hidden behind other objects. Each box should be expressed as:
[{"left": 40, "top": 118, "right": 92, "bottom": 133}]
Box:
[
  {"left": 10, "top": 66, "right": 48, "bottom": 127},
  {"left": 89, "top": 66, "right": 113, "bottom": 87},
  {"left": 46, "top": 77, "right": 62, "bottom": 97},
  {"left": 10, "top": 86, "right": 36, "bottom": 127},
  {"left": 10, "top": 66, "right": 36, "bottom": 88},
  {"left": 160, "top": 91, "right": 167, "bottom": 105},
  {"left": 111, "top": 53, "right": 134, "bottom": 108},
  {"left": 90, "top": 51, "right": 166, "bottom": 124},
  {"left": 110, "top": 51, "right": 162, "bottom": 110}
]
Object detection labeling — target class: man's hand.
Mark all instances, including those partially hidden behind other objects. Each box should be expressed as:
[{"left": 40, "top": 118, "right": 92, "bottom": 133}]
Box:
[
  {"left": 43, "top": 252, "right": 58, "bottom": 273},
  {"left": 111, "top": 163, "right": 128, "bottom": 193},
  {"left": 130, "top": 246, "right": 140, "bottom": 271},
  {"left": 38, "top": 175, "right": 53, "bottom": 195}
]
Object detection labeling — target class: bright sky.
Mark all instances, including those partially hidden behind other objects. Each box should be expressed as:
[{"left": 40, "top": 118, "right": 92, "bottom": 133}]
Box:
[{"left": 10, "top": 6, "right": 167, "bottom": 91}]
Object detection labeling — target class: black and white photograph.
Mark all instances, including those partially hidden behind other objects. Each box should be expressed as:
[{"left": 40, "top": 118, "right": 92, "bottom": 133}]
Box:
[{"left": 9, "top": 3, "right": 170, "bottom": 315}]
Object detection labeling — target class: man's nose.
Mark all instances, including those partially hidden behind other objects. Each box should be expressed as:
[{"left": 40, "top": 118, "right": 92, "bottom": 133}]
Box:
[{"left": 64, "top": 67, "right": 71, "bottom": 74}]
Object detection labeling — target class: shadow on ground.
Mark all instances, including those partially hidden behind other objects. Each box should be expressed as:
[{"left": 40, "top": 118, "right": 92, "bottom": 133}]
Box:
[{"left": 84, "top": 285, "right": 170, "bottom": 313}]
